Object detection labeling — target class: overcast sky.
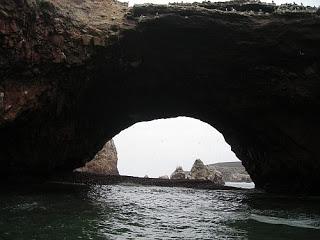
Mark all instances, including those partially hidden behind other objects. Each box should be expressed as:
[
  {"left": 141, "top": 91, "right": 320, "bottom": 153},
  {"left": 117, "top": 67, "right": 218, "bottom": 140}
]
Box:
[
  {"left": 114, "top": 117, "right": 240, "bottom": 177},
  {"left": 121, "top": 0, "right": 319, "bottom": 7}
]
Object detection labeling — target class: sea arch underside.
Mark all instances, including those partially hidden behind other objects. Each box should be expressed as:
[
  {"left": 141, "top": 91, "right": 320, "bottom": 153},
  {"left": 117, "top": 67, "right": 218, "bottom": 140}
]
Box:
[{"left": 0, "top": 1, "right": 320, "bottom": 194}]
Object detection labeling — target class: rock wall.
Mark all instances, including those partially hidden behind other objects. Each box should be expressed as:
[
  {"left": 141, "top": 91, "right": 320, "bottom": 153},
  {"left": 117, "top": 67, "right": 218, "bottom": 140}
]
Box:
[
  {"left": 74, "top": 139, "right": 119, "bottom": 175},
  {"left": 0, "top": 1, "right": 320, "bottom": 194}
]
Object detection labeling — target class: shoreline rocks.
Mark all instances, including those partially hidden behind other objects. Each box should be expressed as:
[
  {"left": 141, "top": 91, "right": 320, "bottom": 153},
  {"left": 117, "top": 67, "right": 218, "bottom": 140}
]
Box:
[
  {"left": 74, "top": 140, "right": 119, "bottom": 175},
  {"left": 208, "top": 162, "right": 252, "bottom": 183},
  {"left": 170, "top": 166, "right": 187, "bottom": 180},
  {"left": 170, "top": 159, "right": 225, "bottom": 186},
  {"left": 189, "top": 159, "right": 225, "bottom": 186},
  {"left": 50, "top": 172, "right": 241, "bottom": 191}
]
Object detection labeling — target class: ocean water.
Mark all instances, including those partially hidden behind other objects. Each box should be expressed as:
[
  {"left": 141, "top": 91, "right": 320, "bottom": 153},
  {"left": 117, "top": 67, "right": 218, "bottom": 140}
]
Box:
[{"left": 0, "top": 183, "right": 320, "bottom": 240}]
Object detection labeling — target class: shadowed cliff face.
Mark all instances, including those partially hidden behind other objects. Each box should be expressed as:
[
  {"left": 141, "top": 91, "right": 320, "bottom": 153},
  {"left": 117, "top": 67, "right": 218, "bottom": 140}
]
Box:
[{"left": 0, "top": 0, "right": 320, "bottom": 194}]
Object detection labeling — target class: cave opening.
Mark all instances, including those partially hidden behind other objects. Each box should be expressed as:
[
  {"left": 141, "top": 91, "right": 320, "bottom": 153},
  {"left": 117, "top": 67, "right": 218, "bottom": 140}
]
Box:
[
  {"left": 115, "top": 117, "right": 240, "bottom": 177},
  {"left": 76, "top": 116, "right": 253, "bottom": 188},
  {"left": 1, "top": 1, "right": 320, "bottom": 238},
  {"left": 0, "top": 0, "right": 319, "bottom": 195}
]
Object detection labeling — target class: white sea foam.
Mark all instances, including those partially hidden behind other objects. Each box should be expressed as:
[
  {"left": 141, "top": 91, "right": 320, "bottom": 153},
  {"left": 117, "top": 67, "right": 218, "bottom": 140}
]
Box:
[{"left": 225, "top": 182, "right": 255, "bottom": 189}]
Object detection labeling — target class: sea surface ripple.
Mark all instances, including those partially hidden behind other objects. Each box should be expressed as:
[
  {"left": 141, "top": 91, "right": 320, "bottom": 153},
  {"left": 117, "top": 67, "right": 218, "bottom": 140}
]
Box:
[{"left": 1, "top": 183, "right": 320, "bottom": 239}]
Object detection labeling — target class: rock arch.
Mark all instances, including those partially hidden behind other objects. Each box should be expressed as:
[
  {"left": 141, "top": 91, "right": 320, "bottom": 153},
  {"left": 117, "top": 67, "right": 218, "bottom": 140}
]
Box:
[{"left": 0, "top": 1, "right": 320, "bottom": 194}]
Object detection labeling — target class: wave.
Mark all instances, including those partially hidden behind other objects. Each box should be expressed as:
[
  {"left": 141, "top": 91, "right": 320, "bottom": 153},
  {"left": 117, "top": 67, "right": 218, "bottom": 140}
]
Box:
[{"left": 249, "top": 214, "right": 320, "bottom": 230}]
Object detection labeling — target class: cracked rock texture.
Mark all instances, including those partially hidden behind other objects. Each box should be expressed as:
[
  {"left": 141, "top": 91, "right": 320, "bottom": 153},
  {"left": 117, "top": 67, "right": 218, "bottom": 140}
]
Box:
[{"left": 189, "top": 159, "right": 225, "bottom": 185}]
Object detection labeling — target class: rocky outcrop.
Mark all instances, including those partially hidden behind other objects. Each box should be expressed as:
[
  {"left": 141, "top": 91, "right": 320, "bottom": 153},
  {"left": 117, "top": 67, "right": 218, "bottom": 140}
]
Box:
[
  {"left": 188, "top": 159, "right": 224, "bottom": 185},
  {"left": 208, "top": 162, "right": 252, "bottom": 182},
  {"left": 170, "top": 160, "right": 225, "bottom": 185},
  {"left": 230, "top": 173, "right": 251, "bottom": 182},
  {"left": 189, "top": 159, "right": 209, "bottom": 180},
  {"left": 170, "top": 166, "right": 187, "bottom": 180},
  {"left": 75, "top": 140, "right": 119, "bottom": 175},
  {"left": 0, "top": 1, "right": 320, "bottom": 194}
]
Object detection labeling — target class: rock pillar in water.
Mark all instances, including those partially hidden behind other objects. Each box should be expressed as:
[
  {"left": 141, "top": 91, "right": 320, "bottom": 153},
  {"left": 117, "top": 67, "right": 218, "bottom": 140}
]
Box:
[{"left": 75, "top": 140, "right": 119, "bottom": 175}]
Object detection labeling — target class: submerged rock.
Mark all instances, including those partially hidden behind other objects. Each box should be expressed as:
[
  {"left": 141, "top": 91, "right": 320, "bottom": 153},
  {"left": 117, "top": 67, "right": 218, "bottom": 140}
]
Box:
[{"left": 170, "top": 166, "right": 187, "bottom": 180}]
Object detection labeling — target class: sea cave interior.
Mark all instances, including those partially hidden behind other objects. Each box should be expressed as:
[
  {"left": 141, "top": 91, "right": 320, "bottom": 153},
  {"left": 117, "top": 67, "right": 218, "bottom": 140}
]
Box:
[{"left": 0, "top": 0, "right": 320, "bottom": 239}]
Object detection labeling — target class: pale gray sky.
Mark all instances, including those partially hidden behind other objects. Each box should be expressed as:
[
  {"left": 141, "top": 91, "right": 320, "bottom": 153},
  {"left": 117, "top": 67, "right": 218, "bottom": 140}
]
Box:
[
  {"left": 121, "top": 0, "right": 319, "bottom": 7},
  {"left": 114, "top": 117, "right": 240, "bottom": 177}
]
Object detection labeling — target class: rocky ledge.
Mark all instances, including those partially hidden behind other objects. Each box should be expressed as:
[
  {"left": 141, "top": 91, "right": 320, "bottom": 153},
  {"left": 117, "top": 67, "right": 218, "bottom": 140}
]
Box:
[{"left": 0, "top": 1, "right": 320, "bottom": 194}]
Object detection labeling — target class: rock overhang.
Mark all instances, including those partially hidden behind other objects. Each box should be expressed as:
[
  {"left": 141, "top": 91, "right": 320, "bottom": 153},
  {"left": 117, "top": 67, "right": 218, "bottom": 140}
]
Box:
[{"left": 0, "top": 0, "right": 320, "bottom": 194}]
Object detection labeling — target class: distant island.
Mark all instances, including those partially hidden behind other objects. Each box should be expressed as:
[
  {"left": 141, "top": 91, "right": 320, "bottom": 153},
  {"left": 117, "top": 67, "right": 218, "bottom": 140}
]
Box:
[
  {"left": 69, "top": 144, "right": 246, "bottom": 190},
  {"left": 169, "top": 159, "right": 224, "bottom": 185},
  {"left": 74, "top": 140, "right": 252, "bottom": 185},
  {"left": 208, "top": 162, "right": 252, "bottom": 183},
  {"left": 168, "top": 160, "right": 252, "bottom": 184}
]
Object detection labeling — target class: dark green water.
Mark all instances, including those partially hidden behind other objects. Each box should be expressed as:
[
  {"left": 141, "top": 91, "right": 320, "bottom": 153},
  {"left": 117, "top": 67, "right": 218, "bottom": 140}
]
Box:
[{"left": 1, "top": 183, "right": 320, "bottom": 239}]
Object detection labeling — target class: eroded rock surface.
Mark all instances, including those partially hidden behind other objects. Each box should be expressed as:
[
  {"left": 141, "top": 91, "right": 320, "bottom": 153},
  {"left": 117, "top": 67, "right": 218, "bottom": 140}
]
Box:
[
  {"left": 74, "top": 139, "right": 119, "bottom": 175},
  {"left": 170, "top": 166, "right": 187, "bottom": 180},
  {"left": 208, "top": 162, "right": 252, "bottom": 182},
  {"left": 188, "top": 159, "right": 224, "bottom": 185},
  {"left": 0, "top": 0, "right": 320, "bottom": 194}
]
